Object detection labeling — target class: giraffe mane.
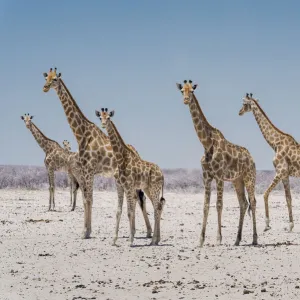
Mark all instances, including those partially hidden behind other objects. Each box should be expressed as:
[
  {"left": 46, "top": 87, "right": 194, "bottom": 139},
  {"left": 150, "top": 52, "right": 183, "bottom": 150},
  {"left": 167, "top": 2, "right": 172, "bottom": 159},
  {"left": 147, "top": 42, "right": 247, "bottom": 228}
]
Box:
[
  {"left": 59, "top": 79, "right": 93, "bottom": 125},
  {"left": 110, "top": 121, "right": 139, "bottom": 156},
  {"left": 31, "top": 123, "right": 62, "bottom": 148},
  {"left": 192, "top": 93, "right": 225, "bottom": 139},
  {"left": 252, "top": 99, "right": 298, "bottom": 145}
]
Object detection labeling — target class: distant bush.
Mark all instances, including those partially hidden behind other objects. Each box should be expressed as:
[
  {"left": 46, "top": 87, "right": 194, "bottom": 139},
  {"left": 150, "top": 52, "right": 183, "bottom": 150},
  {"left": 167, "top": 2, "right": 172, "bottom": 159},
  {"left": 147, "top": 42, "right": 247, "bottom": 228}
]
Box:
[{"left": 0, "top": 165, "right": 299, "bottom": 194}]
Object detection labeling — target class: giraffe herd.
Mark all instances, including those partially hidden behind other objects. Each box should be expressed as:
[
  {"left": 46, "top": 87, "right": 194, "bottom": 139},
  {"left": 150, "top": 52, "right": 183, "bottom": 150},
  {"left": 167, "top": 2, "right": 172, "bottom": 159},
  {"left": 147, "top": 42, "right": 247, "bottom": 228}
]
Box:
[{"left": 20, "top": 69, "right": 300, "bottom": 247}]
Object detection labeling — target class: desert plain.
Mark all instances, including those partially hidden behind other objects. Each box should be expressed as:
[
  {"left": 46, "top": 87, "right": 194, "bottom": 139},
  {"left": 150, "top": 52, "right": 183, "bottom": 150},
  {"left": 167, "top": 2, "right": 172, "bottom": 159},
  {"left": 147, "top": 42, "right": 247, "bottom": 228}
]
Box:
[{"left": 0, "top": 189, "right": 300, "bottom": 300}]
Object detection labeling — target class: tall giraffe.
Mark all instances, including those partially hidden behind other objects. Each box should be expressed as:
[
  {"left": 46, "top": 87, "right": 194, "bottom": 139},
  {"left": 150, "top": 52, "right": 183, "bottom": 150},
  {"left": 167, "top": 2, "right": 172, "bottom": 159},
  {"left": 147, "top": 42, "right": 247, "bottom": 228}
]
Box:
[
  {"left": 42, "top": 68, "right": 152, "bottom": 240},
  {"left": 239, "top": 93, "right": 298, "bottom": 232},
  {"left": 95, "top": 108, "right": 165, "bottom": 246},
  {"left": 21, "top": 114, "right": 76, "bottom": 210},
  {"left": 176, "top": 80, "right": 258, "bottom": 247},
  {"left": 62, "top": 140, "right": 80, "bottom": 211}
]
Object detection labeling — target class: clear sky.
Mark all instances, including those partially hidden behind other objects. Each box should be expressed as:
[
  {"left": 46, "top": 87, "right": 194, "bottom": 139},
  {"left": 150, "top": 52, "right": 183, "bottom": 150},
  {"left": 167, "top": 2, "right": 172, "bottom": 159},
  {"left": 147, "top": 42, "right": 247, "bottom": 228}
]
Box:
[{"left": 1, "top": 0, "right": 300, "bottom": 169}]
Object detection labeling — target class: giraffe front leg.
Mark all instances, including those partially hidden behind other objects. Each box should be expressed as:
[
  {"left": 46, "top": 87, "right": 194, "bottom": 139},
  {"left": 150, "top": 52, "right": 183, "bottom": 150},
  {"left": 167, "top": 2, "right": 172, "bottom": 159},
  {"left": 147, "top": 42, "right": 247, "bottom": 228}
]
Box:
[
  {"left": 48, "top": 169, "right": 55, "bottom": 211},
  {"left": 216, "top": 179, "right": 224, "bottom": 245},
  {"left": 125, "top": 189, "right": 137, "bottom": 246},
  {"left": 71, "top": 180, "right": 79, "bottom": 212},
  {"left": 81, "top": 174, "right": 94, "bottom": 239},
  {"left": 69, "top": 175, "right": 73, "bottom": 207},
  {"left": 113, "top": 182, "right": 124, "bottom": 246},
  {"left": 199, "top": 172, "right": 213, "bottom": 248},
  {"left": 282, "top": 177, "right": 294, "bottom": 232}
]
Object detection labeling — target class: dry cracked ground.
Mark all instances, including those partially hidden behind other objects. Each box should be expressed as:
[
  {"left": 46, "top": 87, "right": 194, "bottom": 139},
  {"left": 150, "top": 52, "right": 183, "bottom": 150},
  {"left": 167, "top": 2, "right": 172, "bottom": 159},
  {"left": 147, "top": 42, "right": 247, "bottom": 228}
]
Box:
[{"left": 1, "top": 189, "right": 300, "bottom": 300}]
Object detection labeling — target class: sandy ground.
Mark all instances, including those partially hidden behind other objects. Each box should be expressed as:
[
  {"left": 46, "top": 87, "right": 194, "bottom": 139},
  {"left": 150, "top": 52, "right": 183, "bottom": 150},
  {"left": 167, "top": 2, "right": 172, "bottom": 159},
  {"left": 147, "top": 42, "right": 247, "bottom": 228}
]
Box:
[{"left": 1, "top": 190, "right": 300, "bottom": 300}]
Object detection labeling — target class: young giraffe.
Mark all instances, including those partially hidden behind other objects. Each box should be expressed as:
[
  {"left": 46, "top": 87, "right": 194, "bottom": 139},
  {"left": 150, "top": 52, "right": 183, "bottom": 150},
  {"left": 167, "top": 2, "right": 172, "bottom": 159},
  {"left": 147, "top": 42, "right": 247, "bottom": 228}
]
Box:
[
  {"left": 95, "top": 108, "right": 165, "bottom": 246},
  {"left": 21, "top": 114, "right": 77, "bottom": 210},
  {"left": 62, "top": 140, "right": 80, "bottom": 211},
  {"left": 239, "top": 93, "right": 298, "bottom": 232},
  {"left": 176, "top": 80, "right": 258, "bottom": 247},
  {"left": 42, "top": 68, "right": 152, "bottom": 240}
]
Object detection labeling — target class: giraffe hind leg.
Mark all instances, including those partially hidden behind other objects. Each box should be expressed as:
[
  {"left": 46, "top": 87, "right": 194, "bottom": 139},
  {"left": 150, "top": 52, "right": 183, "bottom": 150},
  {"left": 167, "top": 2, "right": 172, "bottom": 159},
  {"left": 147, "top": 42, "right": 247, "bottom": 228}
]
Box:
[
  {"left": 282, "top": 177, "right": 294, "bottom": 232},
  {"left": 233, "top": 179, "right": 247, "bottom": 246},
  {"left": 137, "top": 190, "right": 152, "bottom": 238}
]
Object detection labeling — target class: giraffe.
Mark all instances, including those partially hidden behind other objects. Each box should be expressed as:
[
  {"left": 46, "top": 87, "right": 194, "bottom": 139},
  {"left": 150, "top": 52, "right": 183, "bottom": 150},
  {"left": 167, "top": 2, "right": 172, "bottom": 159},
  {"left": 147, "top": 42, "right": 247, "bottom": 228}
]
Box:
[
  {"left": 21, "top": 114, "right": 77, "bottom": 211},
  {"left": 62, "top": 140, "right": 80, "bottom": 211},
  {"left": 42, "top": 68, "right": 152, "bottom": 240},
  {"left": 95, "top": 108, "right": 165, "bottom": 246},
  {"left": 239, "top": 93, "right": 299, "bottom": 232},
  {"left": 176, "top": 80, "right": 258, "bottom": 247}
]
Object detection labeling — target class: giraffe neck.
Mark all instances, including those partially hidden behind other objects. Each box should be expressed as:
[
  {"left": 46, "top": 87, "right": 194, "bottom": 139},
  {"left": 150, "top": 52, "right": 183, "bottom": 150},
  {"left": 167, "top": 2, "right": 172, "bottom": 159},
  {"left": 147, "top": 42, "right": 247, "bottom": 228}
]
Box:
[
  {"left": 105, "top": 120, "right": 130, "bottom": 167},
  {"left": 188, "top": 94, "right": 219, "bottom": 150},
  {"left": 54, "top": 79, "right": 108, "bottom": 145},
  {"left": 28, "top": 123, "right": 59, "bottom": 153},
  {"left": 251, "top": 100, "right": 297, "bottom": 150}
]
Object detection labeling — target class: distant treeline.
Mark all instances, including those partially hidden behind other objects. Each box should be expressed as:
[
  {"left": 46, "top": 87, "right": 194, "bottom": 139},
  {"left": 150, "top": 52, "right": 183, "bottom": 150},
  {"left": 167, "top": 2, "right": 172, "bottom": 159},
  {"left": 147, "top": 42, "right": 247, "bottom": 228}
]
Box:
[{"left": 0, "top": 165, "right": 299, "bottom": 193}]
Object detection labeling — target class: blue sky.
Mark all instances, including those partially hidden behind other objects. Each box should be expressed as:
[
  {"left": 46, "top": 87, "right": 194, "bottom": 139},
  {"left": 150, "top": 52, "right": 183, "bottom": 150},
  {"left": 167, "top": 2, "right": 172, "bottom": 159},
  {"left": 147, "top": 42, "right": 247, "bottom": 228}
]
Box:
[{"left": 1, "top": 0, "right": 300, "bottom": 169}]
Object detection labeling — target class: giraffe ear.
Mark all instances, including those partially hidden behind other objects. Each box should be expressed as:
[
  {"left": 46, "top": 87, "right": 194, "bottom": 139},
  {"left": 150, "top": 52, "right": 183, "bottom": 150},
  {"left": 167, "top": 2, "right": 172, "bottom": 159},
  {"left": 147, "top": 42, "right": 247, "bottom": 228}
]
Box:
[
  {"left": 176, "top": 83, "right": 182, "bottom": 90},
  {"left": 43, "top": 73, "right": 48, "bottom": 78},
  {"left": 21, "top": 116, "right": 24, "bottom": 120},
  {"left": 109, "top": 110, "right": 115, "bottom": 117},
  {"left": 95, "top": 110, "right": 101, "bottom": 118},
  {"left": 30, "top": 116, "right": 34, "bottom": 120},
  {"left": 192, "top": 84, "right": 198, "bottom": 90},
  {"left": 58, "top": 73, "right": 61, "bottom": 78}
]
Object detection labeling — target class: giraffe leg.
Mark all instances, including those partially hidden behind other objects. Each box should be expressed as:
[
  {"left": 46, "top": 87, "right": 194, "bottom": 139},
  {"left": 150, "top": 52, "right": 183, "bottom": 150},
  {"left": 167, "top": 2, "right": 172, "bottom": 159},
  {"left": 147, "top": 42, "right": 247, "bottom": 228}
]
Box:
[
  {"left": 71, "top": 180, "right": 79, "bottom": 212},
  {"left": 148, "top": 184, "right": 165, "bottom": 246},
  {"left": 125, "top": 189, "right": 137, "bottom": 246},
  {"left": 233, "top": 179, "right": 248, "bottom": 246},
  {"left": 69, "top": 175, "right": 73, "bottom": 207},
  {"left": 216, "top": 179, "right": 224, "bottom": 245},
  {"left": 199, "top": 172, "right": 213, "bottom": 248},
  {"left": 113, "top": 182, "right": 124, "bottom": 246},
  {"left": 244, "top": 178, "right": 258, "bottom": 245},
  {"left": 282, "top": 177, "right": 294, "bottom": 232},
  {"left": 137, "top": 190, "right": 152, "bottom": 238},
  {"left": 263, "top": 174, "right": 282, "bottom": 231},
  {"left": 48, "top": 169, "right": 55, "bottom": 211},
  {"left": 82, "top": 174, "right": 94, "bottom": 239}
]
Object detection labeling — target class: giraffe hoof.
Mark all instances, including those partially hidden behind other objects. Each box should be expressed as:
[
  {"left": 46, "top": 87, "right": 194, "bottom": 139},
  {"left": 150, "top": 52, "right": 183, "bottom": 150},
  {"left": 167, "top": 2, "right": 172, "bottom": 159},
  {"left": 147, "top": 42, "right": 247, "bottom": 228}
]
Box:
[
  {"left": 199, "top": 238, "right": 204, "bottom": 248},
  {"left": 234, "top": 241, "right": 240, "bottom": 246},
  {"left": 146, "top": 232, "right": 152, "bottom": 238},
  {"left": 82, "top": 229, "right": 91, "bottom": 239},
  {"left": 264, "top": 226, "right": 271, "bottom": 232},
  {"left": 252, "top": 240, "right": 258, "bottom": 246}
]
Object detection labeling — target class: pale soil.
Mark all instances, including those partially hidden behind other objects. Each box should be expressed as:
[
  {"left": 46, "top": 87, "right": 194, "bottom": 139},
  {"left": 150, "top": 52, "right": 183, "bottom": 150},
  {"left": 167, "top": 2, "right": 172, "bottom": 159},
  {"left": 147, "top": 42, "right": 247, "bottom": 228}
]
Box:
[{"left": 0, "top": 190, "right": 300, "bottom": 300}]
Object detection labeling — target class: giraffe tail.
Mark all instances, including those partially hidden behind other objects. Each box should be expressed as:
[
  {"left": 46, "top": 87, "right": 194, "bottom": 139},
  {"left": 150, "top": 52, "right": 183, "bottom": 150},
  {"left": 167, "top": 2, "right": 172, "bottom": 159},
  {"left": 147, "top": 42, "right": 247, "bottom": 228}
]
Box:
[
  {"left": 160, "top": 176, "right": 166, "bottom": 208},
  {"left": 247, "top": 196, "right": 252, "bottom": 219},
  {"left": 138, "top": 190, "right": 146, "bottom": 211}
]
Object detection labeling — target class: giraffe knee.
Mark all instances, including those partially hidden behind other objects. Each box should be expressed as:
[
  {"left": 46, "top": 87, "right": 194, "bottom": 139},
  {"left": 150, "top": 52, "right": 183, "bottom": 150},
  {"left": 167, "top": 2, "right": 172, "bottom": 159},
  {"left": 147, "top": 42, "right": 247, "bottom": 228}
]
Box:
[{"left": 216, "top": 200, "right": 223, "bottom": 210}]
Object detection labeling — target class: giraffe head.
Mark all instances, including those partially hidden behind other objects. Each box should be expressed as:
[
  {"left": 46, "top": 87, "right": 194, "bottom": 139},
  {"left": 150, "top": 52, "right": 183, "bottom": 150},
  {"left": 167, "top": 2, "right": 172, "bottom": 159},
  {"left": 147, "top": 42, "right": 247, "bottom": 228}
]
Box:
[
  {"left": 21, "top": 113, "right": 34, "bottom": 128},
  {"left": 43, "top": 67, "right": 61, "bottom": 92},
  {"left": 62, "top": 140, "right": 71, "bottom": 151},
  {"left": 239, "top": 93, "right": 258, "bottom": 116},
  {"left": 176, "top": 80, "right": 198, "bottom": 105},
  {"left": 95, "top": 108, "right": 115, "bottom": 129}
]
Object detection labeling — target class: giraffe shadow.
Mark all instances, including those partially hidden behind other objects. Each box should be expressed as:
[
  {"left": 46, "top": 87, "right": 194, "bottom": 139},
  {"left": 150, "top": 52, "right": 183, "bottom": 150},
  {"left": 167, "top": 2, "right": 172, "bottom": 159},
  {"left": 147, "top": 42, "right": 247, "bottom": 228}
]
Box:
[
  {"left": 241, "top": 242, "right": 299, "bottom": 247},
  {"left": 131, "top": 243, "right": 174, "bottom": 248}
]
